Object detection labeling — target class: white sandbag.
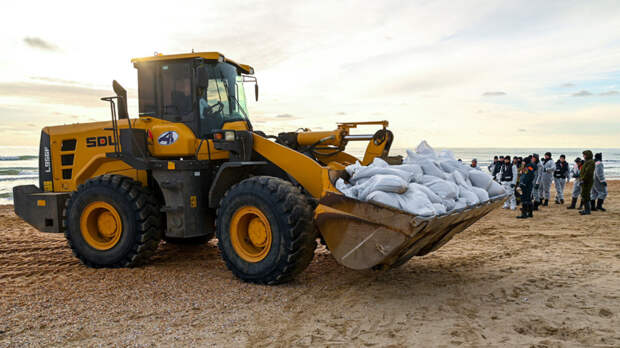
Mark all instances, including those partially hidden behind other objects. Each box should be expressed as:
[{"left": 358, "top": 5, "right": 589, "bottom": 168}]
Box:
[
  {"left": 403, "top": 149, "right": 420, "bottom": 164},
  {"left": 335, "top": 178, "right": 357, "bottom": 198},
  {"left": 453, "top": 199, "right": 467, "bottom": 211},
  {"left": 366, "top": 190, "right": 400, "bottom": 209},
  {"left": 335, "top": 178, "right": 350, "bottom": 191},
  {"left": 487, "top": 180, "right": 506, "bottom": 197},
  {"left": 426, "top": 179, "right": 458, "bottom": 200},
  {"left": 370, "top": 157, "right": 389, "bottom": 168},
  {"left": 442, "top": 198, "right": 456, "bottom": 211},
  {"left": 418, "top": 159, "right": 447, "bottom": 179},
  {"left": 469, "top": 186, "right": 490, "bottom": 203},
  {"left": 458, "top": 186, "right": 479, "bottom": 206},
  {"left": 397, "top": 189, "right": 436, "bottom": 217},
  {"left": 469, "top": 169, "right": 493, "bottom": 189},
  {"left": 446, "top": 172, "right": 457, "bottom": 185},
  {"left": 339, "top": 187, "right": 357, "bottom": 198},
  {"left": 409, "top": 183, "right": 442, "bottom": 204},
  {"left": 354, "top": 177, "right": 372, "bottom": 186},
  {"left": 432, "top": 203, "right": 447, "bottom": 215},
  {"left": 466, "top": 177, "right": 473, "bottom": 186},
  {"left": 345, "top": 161, "right": 362, "bottom": 176},
  {"left": 419, "top": 175, "right": 440, "bottom": 185},
  {"left": 350, "top": 166, "right": 413, "bottom": 184},
  {"left": 338, "top": 140, "right": 498, "bottom": 217},
  {"left": 356, "top": 174, "right": 408, "bottom": 200},
  {"left": 452, "top": 171, "right": 470, "bottom": 188},
  {"left": 439, "top": 159, "right": 458, "bottom": 173},
  {"left": 392, "top": 164, "right": 423, "bottom": 182},
  {"left": 415, "top": 140, "right": 437, "bottom": 158},
  {"left": 455, "top": 164, "right": 471, "bottom": 179}
]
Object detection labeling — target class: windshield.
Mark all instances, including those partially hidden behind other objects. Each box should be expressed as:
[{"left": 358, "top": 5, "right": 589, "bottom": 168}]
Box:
[{"left": 197, "top": 63, "right": 249, "bottom": 136}]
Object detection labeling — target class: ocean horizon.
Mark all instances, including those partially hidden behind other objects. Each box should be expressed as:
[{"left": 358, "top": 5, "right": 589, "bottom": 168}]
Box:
[{"left": 2, "top": 145, "right": 618, "bottom": 204}]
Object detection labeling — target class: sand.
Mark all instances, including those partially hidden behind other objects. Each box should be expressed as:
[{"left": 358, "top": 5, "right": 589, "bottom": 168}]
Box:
[{"left": 0, "top": 181, "right": 618, "bottom": 347}]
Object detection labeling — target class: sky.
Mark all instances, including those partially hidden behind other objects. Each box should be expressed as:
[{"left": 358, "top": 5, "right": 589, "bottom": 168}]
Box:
[{"left": 1, "top": 0, "right": 619, "bottom": 148}]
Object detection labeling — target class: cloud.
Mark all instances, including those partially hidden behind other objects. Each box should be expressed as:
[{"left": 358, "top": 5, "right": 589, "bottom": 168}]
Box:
[
  {"left": 568, "top": 90, "right": 618, "bottom": 97},
  {"left": 571, "top": 90, "right": 592, "bottom": 97},
  {"left": 0, "top": 82, "right": 112, "bottom": 107},
  {"left": 561, "top": 83, "right": 575, "bottom": 87},
  {"left": 29, "top": 76, "right": 83, "bottom": 86},
  {"left": 482, "top": 91, "right": 506, "bottom": 97},
  {"left": 23, "top": 37, "right": 58, "bottom": 51}
]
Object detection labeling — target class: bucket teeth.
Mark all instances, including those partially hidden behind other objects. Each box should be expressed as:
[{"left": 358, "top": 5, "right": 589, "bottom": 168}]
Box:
[{"left": 315, "top": 192, "right": 508, "bottom": 270}]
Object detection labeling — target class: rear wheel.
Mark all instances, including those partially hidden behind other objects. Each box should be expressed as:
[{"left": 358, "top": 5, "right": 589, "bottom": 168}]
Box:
[
  {"left": 216, "top": 176, "right": 317, "bottom": 284},
  {"left": 65, "top": 175, "right": 163, "bottom": 267}
]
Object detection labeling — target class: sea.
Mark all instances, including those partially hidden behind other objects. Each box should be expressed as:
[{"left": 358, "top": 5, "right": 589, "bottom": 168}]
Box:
[{"left": 1, "top": 146, "right": 619, "bottom": 204}]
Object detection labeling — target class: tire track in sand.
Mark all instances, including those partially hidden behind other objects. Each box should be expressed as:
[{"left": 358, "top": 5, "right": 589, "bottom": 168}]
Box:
[{"left": 0, "top": 231, "right": 78, "bottom": 286}]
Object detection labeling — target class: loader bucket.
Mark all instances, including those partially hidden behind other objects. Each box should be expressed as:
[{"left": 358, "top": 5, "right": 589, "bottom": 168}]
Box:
[{"left": 314, "top": 191, "right": 508, "bottom": 270}]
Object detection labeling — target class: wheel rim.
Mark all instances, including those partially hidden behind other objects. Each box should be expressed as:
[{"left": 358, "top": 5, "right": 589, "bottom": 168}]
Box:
[
  {"left": 80, "top": 201, "right": 122, "bottom": 250},
  {"left": 230, "top": 206, "right": 272, "bottom": 262}
]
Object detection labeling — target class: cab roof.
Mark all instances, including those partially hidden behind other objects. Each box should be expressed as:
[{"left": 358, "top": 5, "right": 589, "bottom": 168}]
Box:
[{"left": 130, "top": 51, "right": 254, "bottom": 75}]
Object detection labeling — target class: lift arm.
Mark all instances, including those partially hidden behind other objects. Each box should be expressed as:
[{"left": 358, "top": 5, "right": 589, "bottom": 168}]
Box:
[{"left": 252, "top": 133, "right": 338, "bottom": 199}]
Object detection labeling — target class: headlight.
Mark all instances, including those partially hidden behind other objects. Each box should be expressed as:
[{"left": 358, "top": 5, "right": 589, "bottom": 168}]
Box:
[{"left": 224, "top": 131, "right": 235, "bottom": 141}]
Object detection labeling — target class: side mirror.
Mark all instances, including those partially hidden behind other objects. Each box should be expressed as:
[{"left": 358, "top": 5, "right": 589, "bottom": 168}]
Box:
[
  {"left": 197, "top": 67, "right": 208, "bottom": 88},
  {"left": 254, "top": 83, "right": 259, "bottom": 101}
]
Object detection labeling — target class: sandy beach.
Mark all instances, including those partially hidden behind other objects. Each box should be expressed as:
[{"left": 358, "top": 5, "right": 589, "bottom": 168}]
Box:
[{"left": 0, "top": 181, "right": 618, "bottom": 347}]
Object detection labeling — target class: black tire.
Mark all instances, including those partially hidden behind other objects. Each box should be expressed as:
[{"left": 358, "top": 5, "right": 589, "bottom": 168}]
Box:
[
  {"left": 64, "top": 175, "right": 163, "bottom": 267},
  {"left": 216, "top": 176, "right": 317, "bottom": 284}
]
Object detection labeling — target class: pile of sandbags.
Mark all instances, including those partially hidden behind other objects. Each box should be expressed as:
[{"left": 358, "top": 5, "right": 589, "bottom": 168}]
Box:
[{"left": 335, "top": 140, "right": 506, "bottom": 217}]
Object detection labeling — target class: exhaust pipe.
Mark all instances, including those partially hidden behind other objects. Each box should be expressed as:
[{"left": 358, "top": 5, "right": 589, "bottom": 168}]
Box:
[{"left": 112, "top": 80, "right": 129, "bottom": 119}]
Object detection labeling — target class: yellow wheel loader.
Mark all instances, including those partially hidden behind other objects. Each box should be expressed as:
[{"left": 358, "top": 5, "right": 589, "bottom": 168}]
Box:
[{"left": 13, "top": 52, "right": 506, "bottom": 284}]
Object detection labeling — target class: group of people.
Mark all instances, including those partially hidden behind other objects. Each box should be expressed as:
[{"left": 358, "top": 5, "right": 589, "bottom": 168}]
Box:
[{"left": 468, "top": 152, "right": 608, "bottom": 219}]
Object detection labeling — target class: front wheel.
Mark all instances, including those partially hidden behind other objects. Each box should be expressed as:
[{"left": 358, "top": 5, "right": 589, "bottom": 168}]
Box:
[{"left": 216, "top": 176, "right": 317, "bottom": 284}]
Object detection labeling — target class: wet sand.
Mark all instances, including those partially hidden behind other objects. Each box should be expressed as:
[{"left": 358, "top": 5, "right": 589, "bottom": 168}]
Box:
[{"left": 1, "top": 181, "right": 618, "bottom": 347}]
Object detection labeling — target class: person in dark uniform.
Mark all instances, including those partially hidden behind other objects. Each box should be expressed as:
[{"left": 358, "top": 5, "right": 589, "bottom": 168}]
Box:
[
  {"left": 493, "top": 156, "right": 504, "bottom": 180},
  {"left": 579, "top": 150, "right": 595, "bottom": 215},
  {"left": 532, "top": 153, "right": 543, "bottom": 210},
  {"left": 517, "top": 155, "right": 537, "bottom": 219},
  {"left": 553, "top": 154, "right": 569, "bottom": 204}
]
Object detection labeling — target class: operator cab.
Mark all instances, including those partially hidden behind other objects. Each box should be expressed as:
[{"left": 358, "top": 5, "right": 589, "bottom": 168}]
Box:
[{"left": 131, "top": 52, "right": 257, "bottom": 137}]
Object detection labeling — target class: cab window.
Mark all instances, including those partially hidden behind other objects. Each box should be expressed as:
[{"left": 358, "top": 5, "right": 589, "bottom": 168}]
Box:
[
  {"left": 161, "top": 62, "right": 193, "bottom": 121},
  {"left": 137, "top": 63, "right": 157, "bottom": 116},
  {"left": 198, "top": 63, "right": 249, "bottom": 137}
]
